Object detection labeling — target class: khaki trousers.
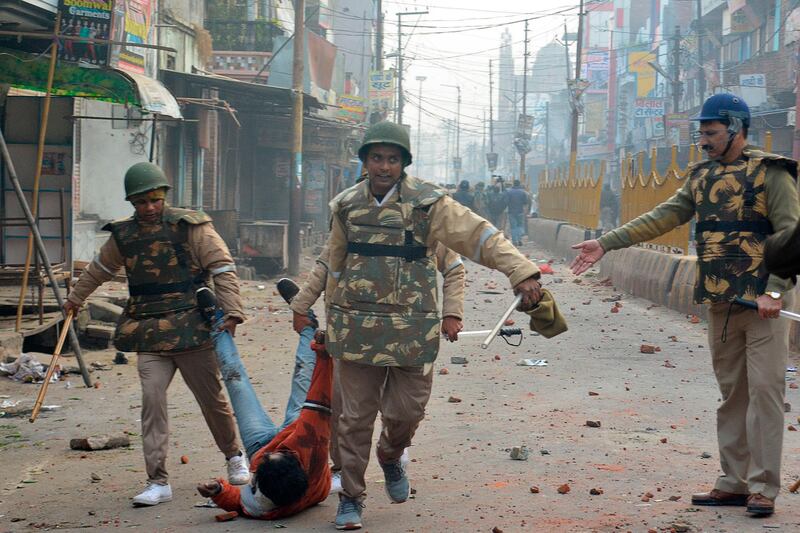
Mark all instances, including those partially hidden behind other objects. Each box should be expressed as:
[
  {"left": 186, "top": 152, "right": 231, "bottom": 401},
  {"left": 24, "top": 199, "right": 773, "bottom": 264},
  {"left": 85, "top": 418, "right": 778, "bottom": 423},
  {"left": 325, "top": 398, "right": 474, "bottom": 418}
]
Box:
[
  {"left": 330, "top": 361, "right": 342, "bottom": 471},
  {"left": 707, "top": 292, "right": 793, "bottom": 500},
  {"left": 337, "top": 360, "right": 433, "bottom": 500},
  {"left": 137, "top": 345, "right": 240, "bottom": 484}
]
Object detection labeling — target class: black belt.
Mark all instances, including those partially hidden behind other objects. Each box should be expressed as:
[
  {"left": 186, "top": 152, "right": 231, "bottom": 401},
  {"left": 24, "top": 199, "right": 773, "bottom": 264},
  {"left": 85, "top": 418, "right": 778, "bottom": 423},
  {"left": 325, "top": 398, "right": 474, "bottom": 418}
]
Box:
[
  {"left": 129, "top": 280, "right": 194, "bottom": 296},
  {"left": 347, "top": 241, "right": 428, "bottom": 262},
  {"left": 695, "top": 220, "right": 774, "bottom": 235}
]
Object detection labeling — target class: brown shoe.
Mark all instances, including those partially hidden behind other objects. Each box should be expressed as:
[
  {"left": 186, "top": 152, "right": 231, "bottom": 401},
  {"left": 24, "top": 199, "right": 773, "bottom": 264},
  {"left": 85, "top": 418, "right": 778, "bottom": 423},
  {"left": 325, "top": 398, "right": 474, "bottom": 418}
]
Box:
[
  {"left": 691, "top": 489, "right": 749, "bottom": 506},
  {"left": 746, "top": 493, "right": 774, "bottom": 516}
]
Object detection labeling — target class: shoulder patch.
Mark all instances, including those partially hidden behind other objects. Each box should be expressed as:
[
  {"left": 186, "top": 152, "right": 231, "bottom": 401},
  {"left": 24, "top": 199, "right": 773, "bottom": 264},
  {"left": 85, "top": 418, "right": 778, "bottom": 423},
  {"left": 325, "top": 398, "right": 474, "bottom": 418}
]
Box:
[
  {"left": 102, "top": 216, "right": 134, "bottom": 232},
  {"left": 163, "top": 207, "right": 213, "bottom": 225},
  {"left": 401, "top": 175, "right": 447, "bottom": 207}
]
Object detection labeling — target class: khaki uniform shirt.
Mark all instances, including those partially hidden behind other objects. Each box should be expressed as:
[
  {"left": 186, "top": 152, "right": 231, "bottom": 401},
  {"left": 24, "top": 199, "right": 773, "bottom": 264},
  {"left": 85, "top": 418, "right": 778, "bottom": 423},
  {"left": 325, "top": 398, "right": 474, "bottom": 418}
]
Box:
[
  {"left": 69, "top": 220, "right": 246, "bottom": 323},
  {"left": 291, "top": 242, "right": 467, "bottom": 320},
  {"left": 597, "top": 159, "right": 799, "bottom": 294}
]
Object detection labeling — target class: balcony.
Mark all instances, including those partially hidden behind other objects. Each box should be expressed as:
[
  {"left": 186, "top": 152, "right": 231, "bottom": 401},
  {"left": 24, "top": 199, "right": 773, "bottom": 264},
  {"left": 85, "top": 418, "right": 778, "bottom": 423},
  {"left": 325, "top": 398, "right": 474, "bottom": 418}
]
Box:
[{"left": 205, "top": 19, "right": 282, "bottom": 53}]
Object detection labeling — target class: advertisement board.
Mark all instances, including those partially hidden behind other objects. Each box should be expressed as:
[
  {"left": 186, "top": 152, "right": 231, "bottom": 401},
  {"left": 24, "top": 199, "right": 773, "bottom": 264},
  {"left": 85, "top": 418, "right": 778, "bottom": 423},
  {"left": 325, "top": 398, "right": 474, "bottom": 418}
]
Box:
[
  {"left": 634, "top": 98, "right": 665, "bottom": 118},
  {"left": 109, "top": 0, "right": 153, "bottom": 74},
  {"left": 368, "top": 70, "right": 395, "bottom": 118},
  {"left": 57, "top": 0, "right": 113, "bottom": 67}
]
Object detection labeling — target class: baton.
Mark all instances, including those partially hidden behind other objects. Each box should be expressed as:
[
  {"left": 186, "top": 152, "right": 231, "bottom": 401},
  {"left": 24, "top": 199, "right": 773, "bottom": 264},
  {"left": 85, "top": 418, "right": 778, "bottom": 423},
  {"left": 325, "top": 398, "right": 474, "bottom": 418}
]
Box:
[
  {"left": 734, "top": 297, "right": 800, "bottom": 322},
  {"left": 30, "top": 310, "right": 73, "bottom": 423},
  {"left": 457, "top": 327, "right": 522, "bottom": 337},
  {"left": 481, "top": 293, "right": 523, "bottom": 349}
]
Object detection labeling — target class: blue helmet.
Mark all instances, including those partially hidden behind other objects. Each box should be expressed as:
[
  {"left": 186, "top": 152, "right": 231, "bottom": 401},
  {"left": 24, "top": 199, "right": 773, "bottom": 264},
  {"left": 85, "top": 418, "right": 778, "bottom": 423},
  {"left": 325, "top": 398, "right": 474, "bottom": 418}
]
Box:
[{"left": 692, "top": 93, "right": 750, "bottom": 129}]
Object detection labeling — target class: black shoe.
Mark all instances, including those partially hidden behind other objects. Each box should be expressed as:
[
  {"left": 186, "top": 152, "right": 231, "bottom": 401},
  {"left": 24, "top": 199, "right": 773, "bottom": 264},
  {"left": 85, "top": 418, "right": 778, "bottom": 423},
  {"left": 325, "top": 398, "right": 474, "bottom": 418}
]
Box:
[{"left": 277, "top": 278, "right": 300, "bottom": 305}]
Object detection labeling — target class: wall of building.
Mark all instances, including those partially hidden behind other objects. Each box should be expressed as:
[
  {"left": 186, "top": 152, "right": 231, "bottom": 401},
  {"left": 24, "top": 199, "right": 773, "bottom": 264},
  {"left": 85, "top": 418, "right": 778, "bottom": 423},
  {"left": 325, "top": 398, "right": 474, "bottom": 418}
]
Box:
[{"left": 78, "top": 100, "right": 151, "bottom": 222}]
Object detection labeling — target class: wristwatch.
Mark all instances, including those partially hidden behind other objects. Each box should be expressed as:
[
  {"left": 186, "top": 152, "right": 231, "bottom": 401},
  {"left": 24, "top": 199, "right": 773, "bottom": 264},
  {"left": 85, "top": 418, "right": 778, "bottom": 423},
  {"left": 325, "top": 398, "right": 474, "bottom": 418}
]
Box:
[{"left": 767, "top": 291, "right": 782, "bottom": 300}]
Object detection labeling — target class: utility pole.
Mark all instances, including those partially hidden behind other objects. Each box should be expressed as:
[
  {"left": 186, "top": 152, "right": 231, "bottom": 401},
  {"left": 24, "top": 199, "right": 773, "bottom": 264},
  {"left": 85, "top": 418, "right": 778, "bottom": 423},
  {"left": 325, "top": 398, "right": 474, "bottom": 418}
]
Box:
[
  {"left": 416, "top": 75, "right": 426, "bottom": 173},
  {"left": 396, "top": 10, "right": 428, "bottom": 124},
  {"left": 376, "top": 0, "right": 383, "bottom": 70},
  {"left": 696, "top": 0, "right": 705, "bottom": 106},
  {"left": 489, "top": 59, "right": 494, "bottom": 153},
  {"left": 545, "top": 101, "right": 550, "bottom": 163},
  {"left": 671, "top": 26, "right": 682, "bottom": 113},
  {"left": 443, "top": 84, "right": 461, "bottom": 181},
  {"left": 288, "top": 0, "right": 305, "bottom": 275},
  {"left": 519, "top": 19, "right": 530, "bottom": 188},
  {"left": 568, "top": 0, "right": 584, "bottom": 179}
]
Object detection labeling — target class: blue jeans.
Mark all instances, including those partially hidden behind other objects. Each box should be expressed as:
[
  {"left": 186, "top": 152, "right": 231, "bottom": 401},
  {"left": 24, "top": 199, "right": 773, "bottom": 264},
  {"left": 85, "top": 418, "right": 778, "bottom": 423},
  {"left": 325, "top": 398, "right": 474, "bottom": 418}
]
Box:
[
  {"left": 212, "top": 313, "right": 278, "bottom": 459},
  {"left": 509, "top": 212, "right": 525, "bottom": 244},
  {"left": 280, "top": 310, "right": 318, "bottom": 431}
]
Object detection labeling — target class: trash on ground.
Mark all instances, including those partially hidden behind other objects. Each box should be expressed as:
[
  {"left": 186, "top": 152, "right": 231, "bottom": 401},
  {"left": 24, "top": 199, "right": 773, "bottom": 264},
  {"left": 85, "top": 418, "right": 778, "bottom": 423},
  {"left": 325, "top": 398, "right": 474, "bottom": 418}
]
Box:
[
  {"left": 194, "top": 500, "right": 218, "bottom": 508},
  {"left": 0, "top": 353, "right": 55, "bottom": 383},
  {"left": 450, "top": 356, "right": 468, "bottom": 365},
  {"left": 517, "top": 359, "right": 548, "bottom": 366},
  {"left": 586, "top": 420, "right": 602, "bottom": 428}
]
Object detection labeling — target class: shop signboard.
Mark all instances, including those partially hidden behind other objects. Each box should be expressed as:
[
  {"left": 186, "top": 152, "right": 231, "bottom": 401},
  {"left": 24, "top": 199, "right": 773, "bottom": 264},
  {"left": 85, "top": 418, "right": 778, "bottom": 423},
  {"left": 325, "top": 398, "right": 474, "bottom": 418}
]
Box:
[
  {"left": 57, "top": 0, "right": 113, "bottom": 67},
  {"left": 634, "top": 98, "right": 665, "bottom": 118},
  {"left": 109, "top": 0, "right": 153, "bottom": 75}
]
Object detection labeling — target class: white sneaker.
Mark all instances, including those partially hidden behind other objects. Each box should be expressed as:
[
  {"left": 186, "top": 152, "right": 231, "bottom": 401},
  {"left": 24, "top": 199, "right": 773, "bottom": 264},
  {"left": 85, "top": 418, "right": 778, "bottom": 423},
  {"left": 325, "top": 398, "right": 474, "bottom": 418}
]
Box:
[
  {"left": 400, "top": 447, "right": 410, "bottom": 467},
  {"left": 227, "top": 453, "right": 251, "bottom": 485},
  {"left": 329, "top": 470, "right": 343, "bottom": 495},
  {"left": 132, "top": 483, "right": 172, "bottom": 507}
]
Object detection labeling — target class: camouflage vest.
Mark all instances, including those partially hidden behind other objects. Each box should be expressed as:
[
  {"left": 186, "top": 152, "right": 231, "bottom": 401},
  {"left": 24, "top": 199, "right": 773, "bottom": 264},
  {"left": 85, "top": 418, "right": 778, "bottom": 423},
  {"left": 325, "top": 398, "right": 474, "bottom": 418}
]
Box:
[
  {"left": 692, "top": 148, "right": 796, "bottom": 303},
  {"left": 326, "top": 175, "right": 446, "bottom": 366},
  {"left": 104, "top": 207, "right": 212, "bottom": 352}
]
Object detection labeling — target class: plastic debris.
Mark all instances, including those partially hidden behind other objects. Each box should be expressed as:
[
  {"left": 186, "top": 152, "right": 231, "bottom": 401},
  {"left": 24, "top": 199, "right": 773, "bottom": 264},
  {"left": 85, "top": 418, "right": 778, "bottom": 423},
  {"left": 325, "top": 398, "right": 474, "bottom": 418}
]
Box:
[
  {"left": 0, "top": 353, "right": 56, "bottom": 383},
  {"left": 516, "top": 359, "right": 548, "bottom": 366}
]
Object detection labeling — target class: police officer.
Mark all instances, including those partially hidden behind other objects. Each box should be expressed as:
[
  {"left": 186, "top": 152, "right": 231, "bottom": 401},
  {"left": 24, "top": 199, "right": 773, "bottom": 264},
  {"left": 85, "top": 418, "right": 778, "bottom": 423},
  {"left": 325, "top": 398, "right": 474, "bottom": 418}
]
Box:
[
  {"left": 571, "top": 94, "right": 799, "bottom": 517},
  {"left": 307, "top": 121, "right": 542, "bottom": 530},
  {"left": 64, "top": 162, "right": 251, "bottom": 507}
]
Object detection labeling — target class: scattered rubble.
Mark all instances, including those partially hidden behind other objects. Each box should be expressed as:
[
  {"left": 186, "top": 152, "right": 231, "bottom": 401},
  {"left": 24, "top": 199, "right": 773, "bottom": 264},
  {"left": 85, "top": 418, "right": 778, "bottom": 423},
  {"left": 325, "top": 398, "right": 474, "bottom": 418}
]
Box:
[
  {"left": 450, "top": 356, "right": 468, "bottom": 365},
  {"left": 509, "top": 446, "right": 529, "bottom": 461},
  {"left": 557, "top": 484, "right": 570, "bottom": 494},
  {"left": 585, "top": 420, "right": 601, "bottom": 428},
  {"left": 70, "top": 434, "right": 131, "bottom": 451}
]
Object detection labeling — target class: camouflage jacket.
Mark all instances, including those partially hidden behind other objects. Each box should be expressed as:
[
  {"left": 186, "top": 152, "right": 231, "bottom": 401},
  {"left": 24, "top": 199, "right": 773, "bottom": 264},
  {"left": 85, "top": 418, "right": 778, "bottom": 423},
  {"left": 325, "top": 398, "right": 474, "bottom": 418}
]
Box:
[
  {"left": 326, "top": 175, "right": 446, "bottom": 366},
  {"left": 324, "top": 173, "right": 540, "bottom": 367},
  {"left": 289, "top": 242, "right": 466, "bottom": 321},
  {"left": 598, "top": 146, "right": 799, "bottom": 303},
  {"left": 70, "top": 206, "right": 244, "bottom": 353}
]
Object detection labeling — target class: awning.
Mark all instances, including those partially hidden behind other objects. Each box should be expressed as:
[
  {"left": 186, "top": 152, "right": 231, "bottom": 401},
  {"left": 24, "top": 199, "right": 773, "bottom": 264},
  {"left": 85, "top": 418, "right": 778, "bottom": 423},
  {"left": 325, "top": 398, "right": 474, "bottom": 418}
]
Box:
[{"left": 0, "top": 47, "right": 182, "bottom": 118}]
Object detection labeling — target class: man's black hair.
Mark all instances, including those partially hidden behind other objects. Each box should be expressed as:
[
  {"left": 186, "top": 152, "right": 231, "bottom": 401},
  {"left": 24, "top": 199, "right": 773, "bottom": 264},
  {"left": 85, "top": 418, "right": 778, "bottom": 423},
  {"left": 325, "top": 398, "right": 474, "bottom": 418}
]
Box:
[
  {"left": 255, "top": 452, "right": 309, "bottom": 507},
  {"left": 513, "top": 179, "right": 521, "bottom": 187}
]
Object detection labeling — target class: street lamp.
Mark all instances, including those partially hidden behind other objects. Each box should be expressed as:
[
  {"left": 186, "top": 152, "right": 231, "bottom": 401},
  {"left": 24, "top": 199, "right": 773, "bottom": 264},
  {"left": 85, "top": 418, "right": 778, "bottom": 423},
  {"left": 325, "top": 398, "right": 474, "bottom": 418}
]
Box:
[
  {"left": 442, "top": 84, "right": 461, "bottom": 182},
  {"left": 415, "top": 75, "right": 426, "bottom": 174},
  {"left": 396, "top": 10, "right": 428, "bottom": 124}
]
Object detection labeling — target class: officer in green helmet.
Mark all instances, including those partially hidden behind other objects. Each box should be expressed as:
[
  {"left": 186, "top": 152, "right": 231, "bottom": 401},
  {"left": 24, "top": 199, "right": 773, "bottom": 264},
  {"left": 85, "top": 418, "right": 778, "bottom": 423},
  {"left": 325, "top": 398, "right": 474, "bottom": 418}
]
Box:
[
  {"left": 299, "top": 121, "right": 544, "bottom": 530},
  {"left": 571, "top": 94, "right": 800, "bottom": 517},
  {"left": 64, "top": 162, "right": 251, "bottom": 507}
]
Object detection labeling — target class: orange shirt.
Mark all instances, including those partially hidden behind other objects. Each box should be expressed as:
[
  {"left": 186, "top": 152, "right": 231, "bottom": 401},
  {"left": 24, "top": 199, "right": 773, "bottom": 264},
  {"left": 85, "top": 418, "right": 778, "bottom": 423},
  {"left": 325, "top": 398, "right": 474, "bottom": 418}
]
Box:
[{"left": 213, "top": 343, "right": 332, "bottom": 519}]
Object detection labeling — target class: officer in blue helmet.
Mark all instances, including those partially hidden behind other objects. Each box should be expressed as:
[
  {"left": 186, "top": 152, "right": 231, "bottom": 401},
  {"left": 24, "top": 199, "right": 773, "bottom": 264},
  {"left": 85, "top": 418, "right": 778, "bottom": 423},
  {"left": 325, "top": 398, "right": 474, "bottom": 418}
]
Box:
[{"left": 571, "top": 93, "right": 799, "bottom": 517}]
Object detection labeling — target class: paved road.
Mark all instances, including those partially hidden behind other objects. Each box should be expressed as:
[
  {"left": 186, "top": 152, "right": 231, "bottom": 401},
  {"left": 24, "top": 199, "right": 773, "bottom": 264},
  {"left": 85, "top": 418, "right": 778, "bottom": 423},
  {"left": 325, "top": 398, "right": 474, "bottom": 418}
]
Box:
[{"left": 1, "top": 241, "right": 799, "bottom": 532}]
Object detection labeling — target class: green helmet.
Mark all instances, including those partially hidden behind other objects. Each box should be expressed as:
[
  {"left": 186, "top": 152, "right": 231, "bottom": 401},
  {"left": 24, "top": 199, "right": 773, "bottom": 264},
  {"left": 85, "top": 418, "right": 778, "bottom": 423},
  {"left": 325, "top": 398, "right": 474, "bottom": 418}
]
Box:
[
  {"left": 358, "top": 121, "right": 413, "bottom": 166},
  {"left": 124, "top": 162, "right": 170, "bottom": 200}
]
